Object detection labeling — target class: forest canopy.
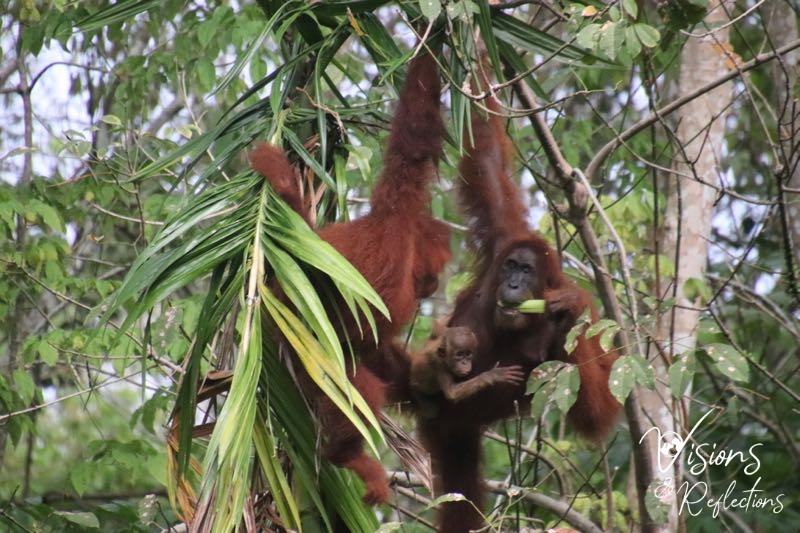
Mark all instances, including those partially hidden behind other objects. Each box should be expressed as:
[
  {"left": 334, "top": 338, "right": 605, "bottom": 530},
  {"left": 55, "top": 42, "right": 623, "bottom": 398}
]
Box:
[{"left": 1, "top": 1, "right": 798, "bottom": 532}]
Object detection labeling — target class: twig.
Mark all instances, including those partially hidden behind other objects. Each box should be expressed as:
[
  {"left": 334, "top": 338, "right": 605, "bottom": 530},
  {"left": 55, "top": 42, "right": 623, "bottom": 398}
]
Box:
[
  {"left": 680, "top": 0, "right": 767, "bottom": 38},
  {"left": 90, "top": 202, "right": 164, "bottom": 225},
  {"left": 0, "top": 365, "right": 156, "bottom": 422},
  {"left": 387, "top": 486, "right": 437, "bottom": 530},
  {"left": 573, "top": 168, "right": 641, "bottom": 334},
  {"left": 388, "top": 471, "right": 604, "bottom": 533},
  {"left": 509, "top": 62, "right": 655, "bottom": 533},
  {"left": 40, "top": 489, "right": 167, "bottom": 504},
  {"left": 586, "top": 38, "right": 800, "bottom": 180}
]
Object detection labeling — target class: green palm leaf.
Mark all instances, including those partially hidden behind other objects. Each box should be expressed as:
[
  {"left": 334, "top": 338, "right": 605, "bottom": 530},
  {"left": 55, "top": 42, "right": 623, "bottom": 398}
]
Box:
[{"left": 99, "top": 167, "right": 387, "bottom": 529}]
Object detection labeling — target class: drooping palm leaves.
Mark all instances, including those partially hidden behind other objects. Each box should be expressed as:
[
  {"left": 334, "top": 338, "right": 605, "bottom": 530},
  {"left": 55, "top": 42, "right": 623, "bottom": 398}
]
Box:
[
  {"left": 83, "top": 1, "right": 601, "bottom": 530},
  {"left": 98, "top": 166, "right": 392, "bottom": 529}
]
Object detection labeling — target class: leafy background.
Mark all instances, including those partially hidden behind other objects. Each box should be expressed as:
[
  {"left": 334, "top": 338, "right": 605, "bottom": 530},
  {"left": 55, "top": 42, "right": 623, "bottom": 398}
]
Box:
[{"left": 1, "top": 0, "right": 798, "bottom": 531}]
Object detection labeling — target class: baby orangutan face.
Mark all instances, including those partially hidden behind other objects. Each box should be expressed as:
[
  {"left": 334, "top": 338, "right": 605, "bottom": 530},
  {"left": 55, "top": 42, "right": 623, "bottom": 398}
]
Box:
[{"left": 440, "top": 327, "right": 478, "bottom": 378}]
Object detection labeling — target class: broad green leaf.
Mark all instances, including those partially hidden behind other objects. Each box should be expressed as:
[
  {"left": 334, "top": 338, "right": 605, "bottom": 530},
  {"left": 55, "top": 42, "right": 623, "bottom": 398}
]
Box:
[
  {"left": 622, "top": 0, "right": 638, "bottom": 18},
  {"left": 70, "top": 463, "right": 94, "bottom": 497},
  {"left": 564, "top": 309, "right": 590, "bottom": 354},
  {"left": 528, "top": 361, "right": 565, "bottom": 418},
  {"left": 530, "top": 379, "right": 555, "bottom": 419},
  {"left": 12, "top": 370, "right": 35, "bottom": 404},
  {"left": 705, "top": 343, "right": 750, "bottom": 382},
  {"left": 645, "top": 479, "right": 672, "bottom": 525},
  {"left": 525, "top": 360, "right": 566, "bottom": 395},
  {"left": 419, "top": 0, "right": 441, "bottom": 21},
  {"left": 668, "top": 351, "right": 697, "bottom": 398},
  {"left": 44, "top": 260, "right": 63, "bottom": 283},
  {"left": 599, "top": 326, "right": 619, "bottom": 352},
  {"left": 38, "top": 340, "right": 58, "bottom": 366},
  {"left": 447, "top": 0, "right": 478, "bottom": 19},
  {"left": 629, "top": 355, "right": 656, "bottom": 389},
  {"left": 427, "top": 493, "right": 468, "bottom": 508},
  {"left": 633, "top": 23, "right": 660, "bottom": 48},
  {"left": 100, "top": 114, "right": 122, "bottom": 126},
  {"left": 683, "top": 276, "right": 711, "bottom": 304},
  {"left": 348, "top": 144, "right": 373, "bottom": 184},
  {"left": 197, "top": 20, "right": 217, "bottom": 49},
  {"left": 609, "top": 356, "right": 636, "bottom": 403},
  {"left": 554, "top": 364, "right": 580, "bottom": 413},
  {"left": 196, "top": 57, "right": 216, "bottom": 91},
  {"left": 599, "top": 21, "right": 625, "bottom": 60},
  {"left": 30, "top": 200, "right": 64, "bottom": 232},
  {"left": 54, "top": 511, "right": 100, "bottom": 529},
  {"left": 624, "top": 25, "right": 642, "bottom": 57},
  {"left": 585, "top": 318, "right": 618, "bottom": 339},
  {"left": 577, "top": 23, "right": 600, "bottom": 50}
]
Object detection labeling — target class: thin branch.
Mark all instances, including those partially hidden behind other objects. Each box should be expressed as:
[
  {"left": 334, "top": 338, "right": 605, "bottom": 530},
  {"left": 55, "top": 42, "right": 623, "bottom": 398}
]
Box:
[
  {"left": 40, "top": 489, "right": 167, "bottom": 505},
  {"left": 510, "top": 63, "right": 656, "bottom": 533},
  {"left": 586, "top": 38, "right": 800, "bottom": 180},
  {"left": 680, "top": 0, "right": 767, "bottom": 38},
  {"left": 90, "top": 202, "right": 165, "bottom": 225},
  {"left": 388, "top": 471, "right": 604, "bottom": 533},
  {"left": 0, "top": 365, "right": 156, "bottom": 422}
]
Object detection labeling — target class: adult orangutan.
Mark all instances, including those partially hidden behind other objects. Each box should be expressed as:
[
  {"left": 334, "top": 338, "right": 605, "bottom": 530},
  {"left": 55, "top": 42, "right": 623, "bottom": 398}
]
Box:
[
  {"left": 250, "top": 51, "right": 451, "bottom": 504},
  {"left": 418, "top": 72, "right": 620, "bottom": 532}
]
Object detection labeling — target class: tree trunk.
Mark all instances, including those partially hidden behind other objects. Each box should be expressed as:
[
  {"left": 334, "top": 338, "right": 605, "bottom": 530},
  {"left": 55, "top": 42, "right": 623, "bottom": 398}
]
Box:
[{"left": 640, "top": 2, "right": 734, "bottom": 531}]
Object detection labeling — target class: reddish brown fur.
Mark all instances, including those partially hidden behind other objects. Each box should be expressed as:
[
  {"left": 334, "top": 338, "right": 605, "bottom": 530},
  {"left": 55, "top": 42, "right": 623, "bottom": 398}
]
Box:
[
  {"left": 419, "top": 85, "right": 620, "bottom": 532},
  {"left": 250, "top": 52, "right": 450, "bottom": 504},
  {"left": 248, "top": 144, "right": 305, "bottom": 218}
]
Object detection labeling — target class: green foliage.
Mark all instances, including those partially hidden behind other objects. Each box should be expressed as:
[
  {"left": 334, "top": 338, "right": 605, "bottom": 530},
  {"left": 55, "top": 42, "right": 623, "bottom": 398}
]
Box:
[
  {"left": 564, "top": 308, "right": 591, "bottom": 354},
  {"left": 610, "top": 354, "right": 656, "bottom": 403},
  {"left": 418, "top": 0, "right": 441, "bottom": 22},
  {"left": 2, "top": 1, "right": 799, "bottom": 532},
  {"left": 572, "top": 2, "right": 661, "bottom": 63},
  {"left": 644, "top": 479, "right": 671, "bottom": 525},
  {"left": 527, "top": 361, "right": 580, "bottom": 418},
  {"left": 668, "top": 351, "right": 697, "bottom": 398},
  {"left": 702, "top": 343, "right": 750, "bottom": 383}
]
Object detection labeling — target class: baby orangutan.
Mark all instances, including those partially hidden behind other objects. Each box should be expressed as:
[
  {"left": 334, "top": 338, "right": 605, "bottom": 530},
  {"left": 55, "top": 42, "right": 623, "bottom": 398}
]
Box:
[{"left": 410, "top": 326, "right": 526, "bottom": 418}]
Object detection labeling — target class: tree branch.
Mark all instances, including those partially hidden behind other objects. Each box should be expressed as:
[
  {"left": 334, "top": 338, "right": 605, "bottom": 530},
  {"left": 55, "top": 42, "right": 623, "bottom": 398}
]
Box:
[
  {"left": 510, "top": 68, "right": 655, "bottom": 533},
  {"left": 388, "top": 471, "right": 604, "bottom": 533},
  {"left": 586, "top": 38, "right": 800, "bottom": 180}
]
